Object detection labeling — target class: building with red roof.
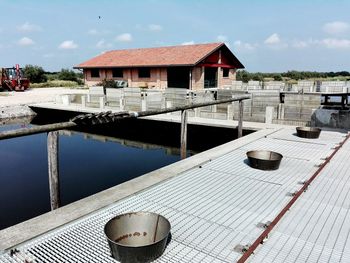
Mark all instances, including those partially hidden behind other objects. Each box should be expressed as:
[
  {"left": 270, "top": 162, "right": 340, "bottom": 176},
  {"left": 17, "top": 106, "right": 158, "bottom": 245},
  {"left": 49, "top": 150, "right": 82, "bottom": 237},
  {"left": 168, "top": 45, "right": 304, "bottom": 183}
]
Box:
[{"left": 74, "top": 42, "right": 244, "bottom": 89}]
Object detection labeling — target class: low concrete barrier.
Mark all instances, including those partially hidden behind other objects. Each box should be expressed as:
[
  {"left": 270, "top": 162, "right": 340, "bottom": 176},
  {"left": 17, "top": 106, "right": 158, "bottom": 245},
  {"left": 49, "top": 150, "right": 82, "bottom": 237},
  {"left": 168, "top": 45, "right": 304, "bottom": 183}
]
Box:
[{"left": 0, "top": 105, "right": 36, "bottom": 119}]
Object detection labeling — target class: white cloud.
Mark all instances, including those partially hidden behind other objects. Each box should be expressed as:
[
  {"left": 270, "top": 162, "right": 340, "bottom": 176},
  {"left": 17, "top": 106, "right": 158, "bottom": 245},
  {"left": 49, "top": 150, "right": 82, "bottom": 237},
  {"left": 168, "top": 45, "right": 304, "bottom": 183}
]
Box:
[
  {"left": 88, "top": 29, "right": 112, "bottom": 35},
  {"left": 233, "top": 40, "right": 257, "bottom": 51},
  {"left": 264, "top": 33, "right": 288, "bottom": 49},
  {"left": 96, "top": 39, "right": 112, "bottom": 49},
  {"left": 17, "top": 22, "right": 42, "bottom": 32},
  {"left": 181, "top": 41, "right": 195, "bottom": 45},
  {"left": 292, "top": 40, "right": 309, "bottom": 48},
  {"left": 59, "top": 40, "right": 78, "bottom": 49},
  {"left": 323, "top": 21, "right": 349, "bottom": 35},
  {"left": 216, "top": 35, "right": 228, "bottom": 42},
  {"left": 18, "top": 37, "right": 35, "bottom": 46},
  {"left": 43, "top": 53, "right": 55, "bottom": 58},
  {"left": 321, "top": 38, "right": 350, "bottom": 49},
  {"left": 115, "top": 33, "right": 132, "bottom": 42},
  {"left": 264, "top": 33, "right": 281, "bottom": 45},
  {"left": 88, "top": 29, "right": 98, "bottom": 35},
  {"left": 148, "top": 24, "right": 162, "bottom": 31}
]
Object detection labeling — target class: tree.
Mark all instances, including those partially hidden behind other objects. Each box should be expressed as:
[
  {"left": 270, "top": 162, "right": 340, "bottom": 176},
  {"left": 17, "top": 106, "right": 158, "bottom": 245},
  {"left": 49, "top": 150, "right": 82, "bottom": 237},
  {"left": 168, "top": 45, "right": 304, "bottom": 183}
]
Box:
[
  {"left": 273, "top": 74, "right": 283, "bottom": 81},
  {"left": 236, "top": 70, "right": 250, "bottom": 82},
  {"left": 58, "top": 68, "right": 83, "bottom": 84},
  {"left": 58, "top": 69, "right": 78, "bottom": 81},
  {"left": 23, "top": 65, "right": 47, "bottom": 83}
]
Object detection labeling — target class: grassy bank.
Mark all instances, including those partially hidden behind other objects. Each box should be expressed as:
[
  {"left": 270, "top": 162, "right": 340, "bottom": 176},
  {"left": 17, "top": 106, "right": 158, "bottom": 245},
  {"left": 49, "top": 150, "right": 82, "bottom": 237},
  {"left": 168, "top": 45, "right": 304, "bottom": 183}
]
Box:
[{"left": 30, "top": 80, "right": 85, "bottom": 88}]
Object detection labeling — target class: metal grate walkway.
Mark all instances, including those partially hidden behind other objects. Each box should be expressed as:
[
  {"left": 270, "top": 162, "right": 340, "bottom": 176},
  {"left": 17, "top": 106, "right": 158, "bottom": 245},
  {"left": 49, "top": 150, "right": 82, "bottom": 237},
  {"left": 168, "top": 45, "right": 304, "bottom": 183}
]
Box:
[
  {"left": 0, "top": 128, "right": 347, "bottom": 262},
  {"left": 250, "top": 134, "right": 350, "bottom": 263}
]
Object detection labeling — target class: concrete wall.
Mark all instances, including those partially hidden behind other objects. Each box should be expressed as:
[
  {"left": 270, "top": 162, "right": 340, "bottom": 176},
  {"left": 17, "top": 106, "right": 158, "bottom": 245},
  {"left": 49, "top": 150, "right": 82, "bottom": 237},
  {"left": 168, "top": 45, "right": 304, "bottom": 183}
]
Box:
[
  {"left": 220, "top": 68, "right": 236, "bottom": 86},
  {"left": 284, "top": 93, "right": 321, "bottom": 122},
  {"left": 311, "top": 108, "right": 350, "bottom": 129},
  {"left": 191, "top": 67, "right": 204, "bottom": 90},
  {"left": 0, "top": 105, "right": 36, "bottom": 119},
  {"left": 233, "top": 90, "right": 280, "bottom": 122}
]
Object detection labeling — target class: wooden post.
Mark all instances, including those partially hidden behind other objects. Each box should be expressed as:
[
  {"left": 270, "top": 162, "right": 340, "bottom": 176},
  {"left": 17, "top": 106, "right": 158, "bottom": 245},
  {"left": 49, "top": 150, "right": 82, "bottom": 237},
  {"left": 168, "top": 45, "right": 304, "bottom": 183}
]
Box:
[
  {"left": 180, "top": 110, "right": 188, "bottom": 159},
  {"left": 47, "top": 131, "right": 60, "bottom": 210},
  {"left": 238, "top": 100, "right": 243, "bottom": 138},
  {"left": 99, "top": 96, "right": 105, "bottom": 110},
  {"left": 81, "top": 95, "right": 86, "bottom": 107}
]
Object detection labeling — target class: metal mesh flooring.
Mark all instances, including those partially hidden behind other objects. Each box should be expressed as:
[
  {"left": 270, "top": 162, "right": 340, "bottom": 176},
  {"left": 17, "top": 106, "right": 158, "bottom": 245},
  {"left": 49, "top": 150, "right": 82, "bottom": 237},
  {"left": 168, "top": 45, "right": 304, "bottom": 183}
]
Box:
[
  {"left": 251, "top": 136, "right": 350, "bottom": 263},
  {"left": 0, "top": 129, "right": 347, "bottom": 263}
]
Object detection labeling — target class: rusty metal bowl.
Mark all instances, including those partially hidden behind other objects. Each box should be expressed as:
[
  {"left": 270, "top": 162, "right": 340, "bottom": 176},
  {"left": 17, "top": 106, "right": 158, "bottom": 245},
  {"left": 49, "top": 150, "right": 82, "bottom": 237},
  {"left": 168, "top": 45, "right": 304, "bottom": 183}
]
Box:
[
  {"left": 296, "top": 127, "right": 321, "bottom": 139},
  {"left": 246, "top": 150, "right": 283, "bottom": 171},
  {"left": 104, "top": 212, "right": 171, "bottom": 263}
]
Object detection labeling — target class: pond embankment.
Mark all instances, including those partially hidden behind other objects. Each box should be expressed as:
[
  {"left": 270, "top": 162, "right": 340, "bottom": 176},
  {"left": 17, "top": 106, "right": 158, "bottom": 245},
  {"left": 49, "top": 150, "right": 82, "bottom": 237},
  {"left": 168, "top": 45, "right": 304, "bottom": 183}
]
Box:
[{"left": 0, "top": 87, "right": 87, "bottom": 119}]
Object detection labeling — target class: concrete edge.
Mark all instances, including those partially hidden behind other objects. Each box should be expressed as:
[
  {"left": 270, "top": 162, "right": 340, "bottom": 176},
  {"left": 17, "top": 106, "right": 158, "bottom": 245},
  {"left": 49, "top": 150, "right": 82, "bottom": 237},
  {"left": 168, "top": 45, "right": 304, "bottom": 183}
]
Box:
[
  {"left": 0, "top": 127, "right": 281, "bottom": 251},
  {"left": 0, "top": 105, "right": 36, "bottom": 119}
]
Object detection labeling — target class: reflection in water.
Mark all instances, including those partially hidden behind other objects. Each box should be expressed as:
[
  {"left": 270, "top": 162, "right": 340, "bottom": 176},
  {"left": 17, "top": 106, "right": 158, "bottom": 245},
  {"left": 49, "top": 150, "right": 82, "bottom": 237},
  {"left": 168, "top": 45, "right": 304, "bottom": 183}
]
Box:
[
  {"left": 0, "top": 117, "right": 253, "bottom": 230},
  {"left": 0, "top": 122, "right": 180, "bottom": 230}
]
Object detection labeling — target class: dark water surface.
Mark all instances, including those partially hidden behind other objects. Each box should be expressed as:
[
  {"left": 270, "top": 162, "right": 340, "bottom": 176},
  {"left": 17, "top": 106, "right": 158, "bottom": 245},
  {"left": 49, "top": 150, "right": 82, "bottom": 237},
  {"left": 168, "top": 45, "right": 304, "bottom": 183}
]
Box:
[{"left": 0, "top": 116, "right": 253, "bottom": 230}]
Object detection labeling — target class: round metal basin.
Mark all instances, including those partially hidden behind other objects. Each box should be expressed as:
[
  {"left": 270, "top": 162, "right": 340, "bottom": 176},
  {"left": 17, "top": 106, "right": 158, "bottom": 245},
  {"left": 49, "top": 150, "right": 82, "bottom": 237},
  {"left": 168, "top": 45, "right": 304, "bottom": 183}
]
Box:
[
  {"left": 246, "top": 150, "right": 283, "bottom": 171},
  {"left": 104, "top": 212, "right": 171, "bottom": 263},
  {"left": 296, "top": 127, "right": 321, "bottom": 139}
]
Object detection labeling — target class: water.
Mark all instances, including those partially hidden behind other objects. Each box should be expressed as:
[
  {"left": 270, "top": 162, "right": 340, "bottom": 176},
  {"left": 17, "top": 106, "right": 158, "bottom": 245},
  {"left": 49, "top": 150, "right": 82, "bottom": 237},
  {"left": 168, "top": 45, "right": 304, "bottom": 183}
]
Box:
[{"left": 0, "top": 117, "right": 252, "bottom": 230}]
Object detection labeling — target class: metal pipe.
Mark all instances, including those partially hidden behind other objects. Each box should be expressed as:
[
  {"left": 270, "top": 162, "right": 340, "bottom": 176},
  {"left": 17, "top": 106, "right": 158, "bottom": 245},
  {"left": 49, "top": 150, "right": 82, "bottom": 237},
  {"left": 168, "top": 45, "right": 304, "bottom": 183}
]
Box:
[
  {"left": 237, "top": 132, "right": 350, "bottom": 263},
  {"left": 0, "top": 95, "right": 250, "bottom": 141}
]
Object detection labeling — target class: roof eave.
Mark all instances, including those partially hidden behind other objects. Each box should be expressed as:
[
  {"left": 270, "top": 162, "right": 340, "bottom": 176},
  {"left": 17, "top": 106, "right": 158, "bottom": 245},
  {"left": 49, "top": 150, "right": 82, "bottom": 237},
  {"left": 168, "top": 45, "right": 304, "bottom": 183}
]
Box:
[
  {"left": 74, "top": 64, "right": 196, "bottom": 69},
  {"left": 193, "top": 43, "right": 245, "bottom": 69}
]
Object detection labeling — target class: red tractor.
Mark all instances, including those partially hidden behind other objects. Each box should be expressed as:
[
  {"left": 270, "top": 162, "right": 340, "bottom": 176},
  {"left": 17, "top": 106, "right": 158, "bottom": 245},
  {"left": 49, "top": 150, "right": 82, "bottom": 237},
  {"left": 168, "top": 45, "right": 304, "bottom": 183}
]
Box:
[{"left": 1, "top": 64, "right": 30, "bottom": 91}]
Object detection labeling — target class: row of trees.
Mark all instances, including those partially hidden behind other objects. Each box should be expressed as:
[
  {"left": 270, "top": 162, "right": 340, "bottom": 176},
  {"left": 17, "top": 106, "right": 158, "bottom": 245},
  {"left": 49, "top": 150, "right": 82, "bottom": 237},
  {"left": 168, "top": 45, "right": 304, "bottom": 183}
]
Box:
[
  {"left": 22, "top": 65, "right": 350, "bottom": 84},
  {"left": 236, "top": 70, "right": 350, "bottom": 82},
  {"left": 23, "top": 65, "right": 83, "bottom": 84}
]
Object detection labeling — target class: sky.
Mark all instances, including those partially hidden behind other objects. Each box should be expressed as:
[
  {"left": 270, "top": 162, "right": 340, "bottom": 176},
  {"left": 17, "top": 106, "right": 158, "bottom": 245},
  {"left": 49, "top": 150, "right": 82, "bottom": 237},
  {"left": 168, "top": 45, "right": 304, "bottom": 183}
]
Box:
[{"left": 0, "top": 0, "right": 349, "bottom": 72}]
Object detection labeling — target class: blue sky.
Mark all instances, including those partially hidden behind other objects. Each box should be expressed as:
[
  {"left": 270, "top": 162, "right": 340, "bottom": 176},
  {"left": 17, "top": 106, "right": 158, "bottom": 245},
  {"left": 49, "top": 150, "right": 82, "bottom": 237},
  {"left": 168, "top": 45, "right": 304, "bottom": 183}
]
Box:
[{"left": 0, "top": 0, "right": 349, "bottom": 72}]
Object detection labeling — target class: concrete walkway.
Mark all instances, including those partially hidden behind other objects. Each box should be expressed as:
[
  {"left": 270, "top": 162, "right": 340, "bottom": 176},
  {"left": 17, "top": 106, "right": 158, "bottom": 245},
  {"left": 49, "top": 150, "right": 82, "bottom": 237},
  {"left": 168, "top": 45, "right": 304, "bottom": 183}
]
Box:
[{"left": 0, "top": 88, "right": 87, "bottom": 107}]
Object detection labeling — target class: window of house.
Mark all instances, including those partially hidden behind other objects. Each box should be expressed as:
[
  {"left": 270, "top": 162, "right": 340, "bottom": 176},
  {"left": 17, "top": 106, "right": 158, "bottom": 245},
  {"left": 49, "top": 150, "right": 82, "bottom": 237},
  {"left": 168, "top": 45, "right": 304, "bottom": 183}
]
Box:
[
  {"left": 223, "top": 68, "right": 230, "bottom": 78},
  {"left": 112, "top": 68, "right": 123, "bottom": 78},
  {"left": 91, "top": 68, "right": 100, "bottom": 78},
  {"left": 138, "top": 68, "right": 151, "bottom": 78}
]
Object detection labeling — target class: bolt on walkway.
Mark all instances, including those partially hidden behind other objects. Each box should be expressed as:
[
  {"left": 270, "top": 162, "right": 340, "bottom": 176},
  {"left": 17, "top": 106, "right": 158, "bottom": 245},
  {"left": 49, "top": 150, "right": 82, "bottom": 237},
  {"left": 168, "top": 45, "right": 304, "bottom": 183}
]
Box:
[{"left": 0, "top": 127, "right": 349, "bottom": 262}]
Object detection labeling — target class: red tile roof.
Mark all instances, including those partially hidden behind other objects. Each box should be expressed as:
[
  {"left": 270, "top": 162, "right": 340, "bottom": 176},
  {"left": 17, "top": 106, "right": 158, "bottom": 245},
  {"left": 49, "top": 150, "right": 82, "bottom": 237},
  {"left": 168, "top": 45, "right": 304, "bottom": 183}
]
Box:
[{"left": 75, "top": 43, "right": 244, "bottom": 68}]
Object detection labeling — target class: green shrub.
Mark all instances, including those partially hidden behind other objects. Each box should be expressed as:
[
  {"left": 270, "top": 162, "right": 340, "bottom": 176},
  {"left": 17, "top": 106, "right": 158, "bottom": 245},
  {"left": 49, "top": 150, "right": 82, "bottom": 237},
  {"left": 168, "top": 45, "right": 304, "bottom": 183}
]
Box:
[
  {"left": 97, "top": 79, "right": 119, "bottom": 89},
  {"left": 23, "top": 65, "right": 47, "bottom": 83},
  {"left": 58, "top": 69, "right": 77, "bottom": 81}
]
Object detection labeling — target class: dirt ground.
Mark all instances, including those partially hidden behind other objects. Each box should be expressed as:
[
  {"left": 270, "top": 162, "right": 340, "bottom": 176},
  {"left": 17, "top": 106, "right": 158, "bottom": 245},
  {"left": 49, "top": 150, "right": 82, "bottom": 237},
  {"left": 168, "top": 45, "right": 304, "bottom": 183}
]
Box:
[{"left": 0, "top": 87, "right": 87, "bottom": 107}]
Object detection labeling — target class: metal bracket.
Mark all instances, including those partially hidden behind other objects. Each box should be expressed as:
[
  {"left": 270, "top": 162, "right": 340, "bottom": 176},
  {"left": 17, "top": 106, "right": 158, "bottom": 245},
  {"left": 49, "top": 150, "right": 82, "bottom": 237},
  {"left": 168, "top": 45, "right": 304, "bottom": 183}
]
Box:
[
  {"left": 234, "top": 244, "right": 251, "bottom": 254},
  {"left": 9, "top": 248, "right": 35, "bottom": 262},
  {"left": 10, "top": 249, "right": 19, "bottom": 257},
  {"left": 257, "top": 221, "right": 271, "bottom": 229},
  {"left": 286, "top": 191, "right": 298, "bottom": 197}
]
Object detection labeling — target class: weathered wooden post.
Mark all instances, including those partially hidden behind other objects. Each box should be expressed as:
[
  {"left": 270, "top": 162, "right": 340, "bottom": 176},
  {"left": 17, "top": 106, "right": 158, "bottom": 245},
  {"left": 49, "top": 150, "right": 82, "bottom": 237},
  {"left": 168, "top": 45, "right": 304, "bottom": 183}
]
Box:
[
  {"left": 180, "top": 109, "right": 188, "bottom": 159},
  {"left": 81, "top": 95, "right": 86, "bottom": 107},
  {"left": 47, "top": 131, "right": 60, "bottom": 210},
  {"left": 238, "top": 100, "right": 243, "bottom": 138}
]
